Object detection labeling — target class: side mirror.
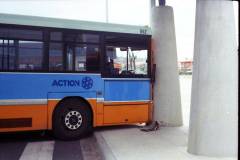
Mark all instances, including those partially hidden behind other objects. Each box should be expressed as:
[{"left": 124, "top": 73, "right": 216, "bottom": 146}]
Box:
[{"left": 151, "top": 64, "right": 156, "bottom": 83}]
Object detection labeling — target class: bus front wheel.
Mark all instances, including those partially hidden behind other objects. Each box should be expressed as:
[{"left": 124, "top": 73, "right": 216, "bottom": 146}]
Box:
[{"left": 52, "top": 98, "right": 93, "bottom": 140}]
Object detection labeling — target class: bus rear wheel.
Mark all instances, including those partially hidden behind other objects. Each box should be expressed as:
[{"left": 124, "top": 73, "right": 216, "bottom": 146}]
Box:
[{"left": 52, "top": 98, "right": 92, "bottom": 140}]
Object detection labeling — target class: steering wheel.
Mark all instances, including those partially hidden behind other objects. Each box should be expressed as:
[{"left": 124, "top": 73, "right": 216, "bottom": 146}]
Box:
[{"left": 121, "top": 70, "right": 134, "bottom": 75}]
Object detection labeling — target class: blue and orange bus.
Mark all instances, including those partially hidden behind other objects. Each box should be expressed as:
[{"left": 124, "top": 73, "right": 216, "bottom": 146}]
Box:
[{"left": 0, "top": 13, "right": 153, "bottom": 139}]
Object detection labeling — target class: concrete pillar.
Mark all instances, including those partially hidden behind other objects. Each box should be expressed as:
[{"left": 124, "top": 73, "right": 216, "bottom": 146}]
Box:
[
  {"left": 188, "top": 0, "right": 238, "bottom": 157},
  {"left": 150, "top": 0, "right": 156, "bottom": 9},
  {"left": 151, "top": 6, "right": 183, "bottom": 126}
]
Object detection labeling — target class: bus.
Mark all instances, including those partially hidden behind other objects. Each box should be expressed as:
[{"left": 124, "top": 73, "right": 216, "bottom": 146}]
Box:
[{"left": 0, "top": 13, "right": 153, "bottom": 140}]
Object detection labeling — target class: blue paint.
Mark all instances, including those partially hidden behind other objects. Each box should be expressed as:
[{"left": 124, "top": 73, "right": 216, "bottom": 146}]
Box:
[
  {"left": 0, "top": 73, "right": 103, "bottom": 100},
  {"left": 0, "top": 73, "right": 150, "bottom": 102},
  {"left": 48, "top": 92, "right": 96, "bottom": 99},
  {"left": 104, "top": 80, "right": 150, "bottom": 101}
]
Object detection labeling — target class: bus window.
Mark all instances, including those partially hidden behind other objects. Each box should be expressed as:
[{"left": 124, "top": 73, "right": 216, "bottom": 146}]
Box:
[
  {"left": 66, "top": 45, "right": 74, "bottom": 71},
  {"left": 0, "top": 28, "right": 42, "bottom": 41},
  {"left": 105, "top": 46, "right": 148, "bottom": 77},
  {"left": 75, "top": 44, "right": 100, "bottom": 72},
  {"left": 18, "top": 41, "right": 43, "bottom": 71},
  {"left": 49, "top": 43, "right": 63, "bottom": 71},
  {"left": 0, "top": 39, "right": 16, "bottom": 70},
  {"left": 0, "top": 39, "right": 43, "bottom": 71},
  {"left": 0, "top": 27, "right": 44, "bottom": 71},
  {"left": 62, "top": 44, "right": 100, "bottom": 72},
  {"left": 49, "top": 32, "right": 100, "bottom": 72},
  {"left": 86, "top": 45, "right": 100, "bottom": 71},
  {"left": 75, "top": 45, "right": 86, "bottom": 71},
  {"left": 50, "top": 32, "right": 62, "bottom": 41},
  {"left": 63, "top": 33, "right": 99, "bottom": 43},
  {"left": 80, "top": 34, "right": 99, "bottom": 43}
]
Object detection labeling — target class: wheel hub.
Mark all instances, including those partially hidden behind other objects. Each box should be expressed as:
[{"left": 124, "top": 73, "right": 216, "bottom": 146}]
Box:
[{"left": 64, "top": 110, "right": 82, "bottom": 130}]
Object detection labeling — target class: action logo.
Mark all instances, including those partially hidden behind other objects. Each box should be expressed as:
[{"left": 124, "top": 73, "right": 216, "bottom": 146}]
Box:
[{"left": 81, "top": 76, "right": 93, "bottom": 89}]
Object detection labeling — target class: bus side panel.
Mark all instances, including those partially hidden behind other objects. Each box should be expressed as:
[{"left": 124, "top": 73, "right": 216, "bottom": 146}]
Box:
[
  {"left": 0, "top": 73, "right": 103, "bottom": 100},
  {"left": 103, "top": 103, "right": 149, "bottom": 124},
  {"left": 0, "top": 73, "right": 103, "bottom": 131},
  {"left": 95, "top": 102, "right": 104, "bottom": 126},
  {"left": 103, "top": 80, "right": 151, "bottom": 125},
  {"left": 104, "top": 80, "right": 150, "bottom": 101},
  {"left": 0, "top": 104, "right": 47, "bottom": 132}
]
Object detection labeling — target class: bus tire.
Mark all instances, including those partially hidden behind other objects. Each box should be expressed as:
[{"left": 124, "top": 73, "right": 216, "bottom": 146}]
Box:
[{"left": 52, "top": 98, "right": 93, "bottom": 140}]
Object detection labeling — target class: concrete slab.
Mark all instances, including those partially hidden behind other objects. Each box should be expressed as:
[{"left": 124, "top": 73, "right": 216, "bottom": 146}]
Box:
[{"left": 95, "top": 126, "right": 236, "bottom": 160}]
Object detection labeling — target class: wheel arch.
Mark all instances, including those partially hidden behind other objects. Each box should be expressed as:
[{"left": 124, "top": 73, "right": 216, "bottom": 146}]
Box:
[{"left": 52, "top": 96, "right": 94, "bottom": 125}]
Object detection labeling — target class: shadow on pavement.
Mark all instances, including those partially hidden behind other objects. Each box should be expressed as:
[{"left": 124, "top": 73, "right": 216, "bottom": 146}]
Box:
[
  {"left": 94, "top": 124, "right": 143, "bottom": 132},
  {"left": 0, "top": 130, "right": 54, "bottom": 142}
]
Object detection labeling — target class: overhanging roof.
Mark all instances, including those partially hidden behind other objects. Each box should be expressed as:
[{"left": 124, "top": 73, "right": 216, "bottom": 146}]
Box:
[{"left": 0, "top": 13, "right": 152, "bottom": 35}]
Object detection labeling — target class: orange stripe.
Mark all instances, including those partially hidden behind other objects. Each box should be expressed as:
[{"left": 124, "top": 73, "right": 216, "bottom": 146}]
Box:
[
  {"left": 47, "top": 100, "right": 59, "bottom": 130},
  {"left": 87, "top": 99, "right": 97, "bottom": 127},
  {"left": 0, "top": 99, "right": 153, "bottom": 132},
  {"left": 101, "top": 101, "right": 152, "bottom": 126},
  {"left": 0, "top": 105, "right": 47, "bottom": 132}
]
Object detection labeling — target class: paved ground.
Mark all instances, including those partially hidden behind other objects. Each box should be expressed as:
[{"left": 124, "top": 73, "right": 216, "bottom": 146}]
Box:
[
  {"left": 0, "top": 131, "right": 103, "bottom": 160},
  {"left": 96, "top": 125, "right": 237, "bottom": 160},
  {"left": 179, "top": 75, "right": 192, "bottom": 127}
]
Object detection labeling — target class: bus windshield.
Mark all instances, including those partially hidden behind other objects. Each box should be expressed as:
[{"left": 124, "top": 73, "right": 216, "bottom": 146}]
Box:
[{"left": 106, "top": 46, "right": 148, "bottom": 77}]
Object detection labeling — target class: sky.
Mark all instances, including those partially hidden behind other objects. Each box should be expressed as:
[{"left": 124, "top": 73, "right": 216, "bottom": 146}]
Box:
[
  {"left": 167, "top": 0, "right": 196, "bottom": 61},
  {"left": 0, "top": 0, "right": 238, "bottom": 61}
]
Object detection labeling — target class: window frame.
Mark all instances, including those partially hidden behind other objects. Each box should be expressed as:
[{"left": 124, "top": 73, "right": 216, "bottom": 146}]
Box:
[
  {"left": 102, "top": 32, "right": 151, "bottom": 78},
  {"left": 48, "top": 29, "right": 101, "bottom": 73},
  {"left": 0, "top": 23, "right": 151, "bottom": 78}
]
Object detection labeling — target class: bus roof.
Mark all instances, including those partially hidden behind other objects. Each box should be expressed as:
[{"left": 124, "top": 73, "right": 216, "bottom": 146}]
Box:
[{"left": 0, "top": 13, "right": 152, "bottom": 35}]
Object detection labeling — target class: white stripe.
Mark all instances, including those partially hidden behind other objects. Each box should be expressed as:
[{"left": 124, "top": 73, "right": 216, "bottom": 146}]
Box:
[
  {"left": 48, "top": 99, "right": 149, "bottom": 103},
  {"left": 47, "top": 99, "right": 61, "bottom": 101},
  {"left": 0, "top": 99, "right": 47, "bottom": 105},
  {"left": 104, "top": 100, "right": 151, "bottom": 103},
  {"left": 97, "top": 98, "right": 104, "bottom": 102},
  {"left": 48, "top": 98, "right": 96, "bottom": 101},
  {"left": 0, "top": 98, "right": 97, "bottom": 105},
  {"left": 19, "top": 141, "right": 54, "bottom": 160},
  {"left": 103, "top": 78, "right": 150, "bottom": 81},
  {"left": 0, "top": 98, "right": 150, "bottom": 105}
]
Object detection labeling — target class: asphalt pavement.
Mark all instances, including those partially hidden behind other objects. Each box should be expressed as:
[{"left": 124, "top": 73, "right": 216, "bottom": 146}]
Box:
[{"left": 0, "top": 131, "right": 103, "bottom": 160}]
